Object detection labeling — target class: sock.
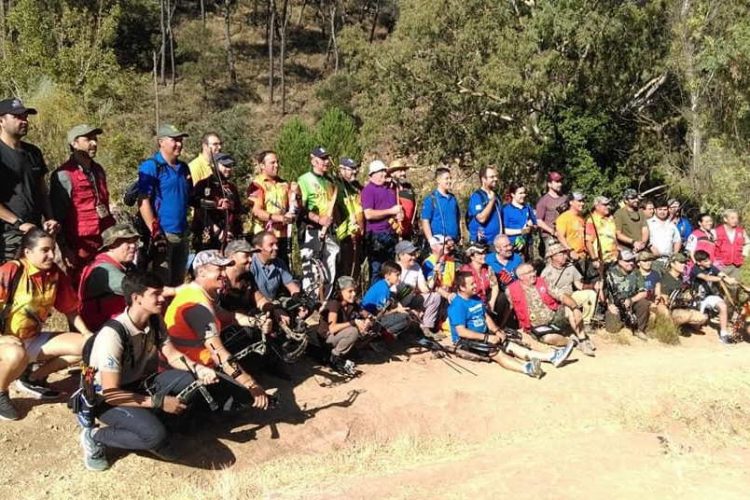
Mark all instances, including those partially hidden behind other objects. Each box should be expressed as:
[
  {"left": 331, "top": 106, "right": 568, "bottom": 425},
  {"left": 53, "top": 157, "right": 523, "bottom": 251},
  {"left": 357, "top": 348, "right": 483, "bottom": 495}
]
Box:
[{"left": 720, "top": 330, "right": 730, "bottom": 337}]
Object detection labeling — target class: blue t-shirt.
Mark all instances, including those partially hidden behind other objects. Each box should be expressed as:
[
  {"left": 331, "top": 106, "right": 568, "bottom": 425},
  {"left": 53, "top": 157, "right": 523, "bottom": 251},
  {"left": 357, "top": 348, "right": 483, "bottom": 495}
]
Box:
[
  {"left": 137, "top": 152, "right": 191, "bottom": 234},
  {"left": 501, "top": 203, "right": 537, "bottom": 246},
  {"left": 362, "top": 279, "right": 393, "bottom": 314},
  {"left": 466, "top": 189, "right": 502, "bottom": 244},
  {"left": 486, "top": 252, "right": 522, "bottom": 279},
  {"left": 250, "top": 254, "right": 295, "bottom": 300},
  {"left": 447, "top": 294, "right": 487, "bottom": 343},
  {"left": 420, "top": 190, "right": 461, "bottom": 241},
  {"left": 676, "top": 217, "right": 693, "bottom": 242},
  {"left": 642, "top": 270, "right": 660, "bottom": 293}
]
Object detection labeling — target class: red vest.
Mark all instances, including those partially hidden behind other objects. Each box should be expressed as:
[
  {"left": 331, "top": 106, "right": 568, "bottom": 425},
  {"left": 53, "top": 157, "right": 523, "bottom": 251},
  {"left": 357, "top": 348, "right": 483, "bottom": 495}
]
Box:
[
  {"left": 55, "top": 159, "right": 115, "bottom": 249},
  {"left": 78, "top": 253, "right": 127, "bottom": 332},
  {"left": 690, "top": 229, "right": 716, "bottom": 261},
  {"left": 715, "top": 225, "right": 745, "bottom": 267},
  {"left": 507, "top": 277, "right": 559, "bottom": 330}
]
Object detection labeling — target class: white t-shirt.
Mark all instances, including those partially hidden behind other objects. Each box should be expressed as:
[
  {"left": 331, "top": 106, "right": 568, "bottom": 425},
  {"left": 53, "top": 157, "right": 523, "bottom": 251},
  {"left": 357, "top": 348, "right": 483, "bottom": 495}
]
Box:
[
  {"left": 647, "top": 217, "right": 680, "bottom": 257},
  {"left": 396, "top": 263, "right": 428, "bottom": 292}
]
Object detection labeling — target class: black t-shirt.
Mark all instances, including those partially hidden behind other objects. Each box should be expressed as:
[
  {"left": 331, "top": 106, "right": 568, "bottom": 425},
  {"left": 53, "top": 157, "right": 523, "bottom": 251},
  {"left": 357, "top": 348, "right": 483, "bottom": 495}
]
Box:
[
  {"left": 659, "top": 272, "right": 682, "bottom": 297},
  {"left": 0, "top": 139, "right": 48, "bottom": 227},
  {"left": 318, "top": 299, "right": 361, "bottom": 337}
]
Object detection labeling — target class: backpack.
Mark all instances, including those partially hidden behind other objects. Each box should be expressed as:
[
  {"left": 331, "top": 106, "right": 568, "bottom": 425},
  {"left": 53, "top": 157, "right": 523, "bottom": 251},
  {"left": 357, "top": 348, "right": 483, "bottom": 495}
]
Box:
[
  {"left": 82, "top": 316, "right": 162, "bottom": 369},
  {"left": 122, "top": 159, "right": 161, "bottom": 207}
]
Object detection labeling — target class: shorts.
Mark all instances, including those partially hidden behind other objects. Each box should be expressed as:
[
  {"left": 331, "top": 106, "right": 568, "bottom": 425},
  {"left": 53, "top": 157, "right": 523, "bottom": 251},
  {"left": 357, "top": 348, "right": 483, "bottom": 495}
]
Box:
[
  {"left": 23, "top": 332, "right": 55, "bottom": 363},
  {"left": 698, "top": 295, "right": 724, "bottom": 314}
]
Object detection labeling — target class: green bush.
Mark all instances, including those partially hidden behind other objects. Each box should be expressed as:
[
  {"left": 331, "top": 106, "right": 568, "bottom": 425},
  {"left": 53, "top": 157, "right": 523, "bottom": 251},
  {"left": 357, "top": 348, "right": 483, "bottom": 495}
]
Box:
[
  {"left": 275, "top": 117, "right": 317, "bottom": 181},
  {"left": 315, "top": 107, "right": 361, "bottom": 164}
]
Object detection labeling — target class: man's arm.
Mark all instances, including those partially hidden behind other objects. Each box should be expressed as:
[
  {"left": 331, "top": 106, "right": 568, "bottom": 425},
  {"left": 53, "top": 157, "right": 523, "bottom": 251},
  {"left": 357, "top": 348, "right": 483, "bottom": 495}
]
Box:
[{"left": 474, "top": 192, "right": 496, "bottom": 224}]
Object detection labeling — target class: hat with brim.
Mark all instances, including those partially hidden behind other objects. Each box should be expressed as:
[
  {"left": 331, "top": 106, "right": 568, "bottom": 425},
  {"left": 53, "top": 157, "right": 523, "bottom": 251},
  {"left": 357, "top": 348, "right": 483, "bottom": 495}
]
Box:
[
  {"left": 100, "top": 223, "right": 139, "bottom": 250},
  {"left": 669, "top": 253, "right": 688, "bottom": 264},
  {"left": 387, "top": 159, "right": 410, "bottom": 173},
  {"left": 310, "top": 146, "right": 330, "bottom": 159},
  {"left": 339, "top": 157, "right": 359, "bottom": 169},
  {"left": 212, "top": 152, "right": 235, "bottom": 166},
  {"left": 0, "top": 98, "right": 37, "bottom": 116},
  {"left": 67, "top": 124, "right": 103, "bottom": 145},
  {"left": 192, "top": 250, "right": 234, "bottom": 270},
  {"left": 546, "top": 243, "right": 569, "bottom": 258},
  {"left": 636, "top": 251, "right": 656, "bottom": 262},
  {"left": 157, "top": 123, "right": 188, "bottom": 139},
  {"left": 466, "top": 243, "right": 489, "bottom": 256},
  {"left": 368, "top": 160, "right": 388, "bottom": 176},
  {"left": 395, "top": 240, "right": 418, "bottom": 255},
  {"left": 593, "top": 195, "right": 611, "bottom": 206},
  {"left": 618, "top": 249, "right": 636, "bottom": 262},
  {"left": 224, "top": 239, "right": 260, "bottom": 257}
]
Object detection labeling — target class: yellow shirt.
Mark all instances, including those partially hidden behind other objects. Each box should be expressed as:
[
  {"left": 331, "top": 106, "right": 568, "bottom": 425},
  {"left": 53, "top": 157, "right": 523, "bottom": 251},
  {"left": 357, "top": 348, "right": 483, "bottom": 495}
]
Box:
[
  {"left": 248, "top": 173, "right": 291, "bottom": 237},
  {"left": 164, "top": 283, "right": 220, "bottom": 366},
  {"left": 556, "top": 210, "right": 586, "bottom": 254},
  {"left": 336, "top": 180, "right": 364, "bottom": 240},
  {"left": 188, "top": 155, "right": 213, "bottom": 184},
  {"left": 585, "top": 213, "right": 618, "bottom": 262}
]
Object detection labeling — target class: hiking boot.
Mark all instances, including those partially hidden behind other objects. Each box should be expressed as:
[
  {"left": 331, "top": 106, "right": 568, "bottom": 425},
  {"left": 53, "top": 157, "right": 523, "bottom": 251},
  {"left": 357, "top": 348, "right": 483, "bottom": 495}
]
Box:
[
  {"left": 719, "top": 334, "right": 734, "bottom": 345},
  {"left": 15, "top": 372, "right": 62, "bottom": 400},
  {"left": 524, "top": 358, "right": 544, "bottom": 379},
  {"left": 578, "top": 339, "right": 596, "bottom": 357},
  {"left": 583, "top": 324, "right": 597, "bottom": 336},
  {"left": 80, "top": 428, "right": 108, "bottom": 471},
  {"left": 330, "top": 355, "right": 357, "bottom": 377},
  {"left": 0, "top": 391, "right": 19, "bottom": 421},
  {"left": 633, "top": 330, "right": 649, "bottom": 342},
  {"left": 550, "top": 339, "right": 576, "bottom": 368}
]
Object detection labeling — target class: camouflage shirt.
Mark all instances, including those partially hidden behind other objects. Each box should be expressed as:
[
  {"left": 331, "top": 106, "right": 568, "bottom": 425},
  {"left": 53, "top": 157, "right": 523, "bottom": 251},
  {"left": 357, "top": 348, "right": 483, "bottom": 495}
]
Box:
[{"left": 606, "top": 264, "right": 645, "bottom": 302}]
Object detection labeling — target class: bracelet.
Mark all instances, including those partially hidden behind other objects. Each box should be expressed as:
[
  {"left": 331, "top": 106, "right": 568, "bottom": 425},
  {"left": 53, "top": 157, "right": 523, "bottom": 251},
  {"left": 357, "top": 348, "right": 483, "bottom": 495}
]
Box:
[
  {"left": 151, "top": 392, "right": 165, "bottom": 410},
  {"left": 483, "top": 333, "right": 489, "bottom": 343}
]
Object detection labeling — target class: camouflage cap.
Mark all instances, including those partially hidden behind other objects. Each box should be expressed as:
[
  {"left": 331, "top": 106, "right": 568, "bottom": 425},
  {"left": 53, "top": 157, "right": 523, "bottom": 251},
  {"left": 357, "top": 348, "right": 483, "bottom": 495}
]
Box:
[
  {"left": 669, "top": 253, "right": 688, "bottom": 264},
  {"left": 100, "top": 223, "right": 139, "bottom": 250},
  {"left": 636, "top": 250, "right": 656, "bottom": 262},
  {"left": 192, "top": 249, "right": 233, "bottom": 270},
  {"left": 224, "top": 239, "right": 259, "bottom": 257},
  {"left": 545, "top": 243, "right": 569, "bottom": 258}
]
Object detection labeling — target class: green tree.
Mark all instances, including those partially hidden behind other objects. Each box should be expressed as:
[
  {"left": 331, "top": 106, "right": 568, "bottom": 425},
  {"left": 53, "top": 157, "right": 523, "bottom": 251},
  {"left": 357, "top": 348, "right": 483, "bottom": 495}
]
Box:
[
  {"left": 315, "top": 107, "right": 361, "bottom": 163},
  {"left": 275, "top": 117, "right": 317, "bottom": 181}
]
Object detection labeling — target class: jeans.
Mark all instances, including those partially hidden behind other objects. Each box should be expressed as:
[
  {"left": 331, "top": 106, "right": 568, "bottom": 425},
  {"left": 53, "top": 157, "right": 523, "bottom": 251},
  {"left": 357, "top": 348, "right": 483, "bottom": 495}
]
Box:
[{"left": 365, "top": 231, "right": 397, "bottom": 282}]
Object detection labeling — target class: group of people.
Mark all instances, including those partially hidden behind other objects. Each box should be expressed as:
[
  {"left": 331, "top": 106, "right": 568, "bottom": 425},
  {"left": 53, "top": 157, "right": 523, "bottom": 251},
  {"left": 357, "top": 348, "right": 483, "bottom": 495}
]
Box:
[{"left": 0, "top": 97, "right": 748, "bottom": 472}]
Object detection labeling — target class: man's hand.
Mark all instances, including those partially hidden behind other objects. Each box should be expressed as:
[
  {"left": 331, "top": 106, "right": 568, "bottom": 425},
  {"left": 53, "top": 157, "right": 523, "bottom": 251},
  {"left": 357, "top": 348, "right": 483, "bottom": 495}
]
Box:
[
  {"left": 18, "top": 222, "right": 36, "bottom": 233},
  {"left": 318, "top": 215, "right": 333, "bottom": 227},
  {"left": 42, "top": 219, "right": 60, "bottom": 235},
  {"left": 162, "top": 396, "right": 187, "bottom": 415},
  {"left": 282, "top": 213, "right": 296, "bottom": 224},
  {"left": 195, "top": 365, "right": 219, "bottom": 385},
  {"left": 633, "top": 241, "right": 646, "bottom": 251},
  {"left": 355, "top": 318, "right": 370, "bottom": 333},
  {"left": 248, "top": 384, "right": 269, "bottom": 410},
  {"left": 608, "top": 304, "right": 620, "bottom": 315}
]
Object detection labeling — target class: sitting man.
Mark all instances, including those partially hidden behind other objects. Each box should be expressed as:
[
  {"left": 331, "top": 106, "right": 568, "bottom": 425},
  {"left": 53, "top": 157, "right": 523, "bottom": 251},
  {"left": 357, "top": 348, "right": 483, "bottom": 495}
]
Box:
[
  {"left": 507, "top": 263, "right": 588, "bottom": 355},
  {"left": 448, "top": 271, "right": 573, "bottom": 379},
  {"left": 317, "top": 276, "right": 366, "bottom": 375},
  {"left": 540, "top": 243, "right": 598, "bottom": 352},
  {"left": 394, "top": 239, "right": 441, "bottom": 336},
  {"left": 690, "top": 249, "right": 736, "bottom": 344},
  {"left": 81, "top": 272, "right": 207, "bottom": 471},
  {"left": 654, "top": 253, "right": 707, "bottom": 330},
  {"left": 218, "top": 238, "right": 265, "bottom": 313},
  {"left": 604, "top": 250, "right": 651, "bottom": 341},
  {"left": 165, "top": 250, "right": 270, "bottom": 411},
  {"left": 635, "top": 251, "right": 660, "bottom": 299},
  {"left": 249, "top": 231, "right": 301, "bottom": 302},
  {"left": 361, "top": 261, "right": 418, "bottom": 339},
  {"left": 486, "top": 234, "right": 522, "bottom": 282},
  {"left": 422, "top": 235, "right": 458, "bottom": 303}
]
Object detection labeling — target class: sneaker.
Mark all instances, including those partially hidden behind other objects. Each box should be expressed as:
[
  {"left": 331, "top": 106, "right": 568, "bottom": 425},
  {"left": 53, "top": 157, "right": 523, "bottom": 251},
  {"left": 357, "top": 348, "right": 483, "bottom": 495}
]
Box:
[
  {"left": 550, "top": 339, "right": 576, "bottom": 368},
  {"left": 633, "top": 330, "right": 649, "bottom": 342},
  {"left": 330, "top": 355, "right": 357, "bottom": 377},
  {"left": 15, "top": 374, "right": 62, "bottom": 400},
  {"left": 719, "top": 334, "right": 734, "bottom": 345},
  {"left": 578, "top": 339, "right": 596, "bottom": 357},
  {"left": 0, "top": 391, "right": 19, "bottom": 421},
  {"left": 524, "top": 358, "right": 544, "bottom": 379},
  {"left": 80, "top": 428, "right": 109, "bottom": 471}
]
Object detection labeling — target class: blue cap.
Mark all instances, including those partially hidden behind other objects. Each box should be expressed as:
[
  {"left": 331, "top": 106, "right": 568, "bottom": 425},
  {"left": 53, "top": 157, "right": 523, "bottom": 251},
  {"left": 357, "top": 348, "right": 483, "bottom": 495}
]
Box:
[
  {"left": 310, "top": 146, "right": 330, "bottom": 159},
  {"left": 339, "top": 157, "right": 359, "bottom": 169},
  {"left": 212, "top": 152, "right": 235, "bottom": 166}
]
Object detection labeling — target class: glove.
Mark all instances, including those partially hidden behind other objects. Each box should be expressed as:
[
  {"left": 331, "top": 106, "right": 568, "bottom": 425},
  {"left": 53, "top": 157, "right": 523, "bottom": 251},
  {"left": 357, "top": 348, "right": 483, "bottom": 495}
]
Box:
[{"left": 498, "top": 270, "right": 513, "bottom": 285}]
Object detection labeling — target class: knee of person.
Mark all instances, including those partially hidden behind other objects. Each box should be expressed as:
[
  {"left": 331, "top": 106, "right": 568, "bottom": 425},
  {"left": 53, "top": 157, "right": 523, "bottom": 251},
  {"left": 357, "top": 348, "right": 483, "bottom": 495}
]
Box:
[
  {"left": 0, "top": 344, "right": 28, "bottom": 368},
  {"left": 141, "top": 421, "right": 168, "bottom": 450}
]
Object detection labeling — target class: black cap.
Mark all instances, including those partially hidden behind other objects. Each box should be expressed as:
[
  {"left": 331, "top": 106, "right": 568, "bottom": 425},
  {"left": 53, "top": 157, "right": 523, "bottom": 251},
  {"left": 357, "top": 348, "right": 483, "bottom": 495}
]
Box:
[
  {"left": 310, "top": 146, "right": 330, "bottom": 159},
  {"left": 212, "top": 152, "right": 235, "bottom": 166},
  {"left": 0, "top": 98, "right": 37, "bottom": 116}
]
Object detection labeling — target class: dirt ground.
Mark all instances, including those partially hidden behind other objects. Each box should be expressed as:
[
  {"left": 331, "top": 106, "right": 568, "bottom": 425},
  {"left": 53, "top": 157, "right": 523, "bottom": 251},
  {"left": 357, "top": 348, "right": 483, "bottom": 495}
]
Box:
[{"left": 2, "top": 330, "right": 750, "bottom": 499}]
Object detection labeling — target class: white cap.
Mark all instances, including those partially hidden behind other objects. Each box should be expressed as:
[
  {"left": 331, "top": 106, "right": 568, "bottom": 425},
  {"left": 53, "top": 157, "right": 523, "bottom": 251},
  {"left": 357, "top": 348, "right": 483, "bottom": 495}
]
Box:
[{"left": 368, "top": 160, "right": 388, "bottom": 176}]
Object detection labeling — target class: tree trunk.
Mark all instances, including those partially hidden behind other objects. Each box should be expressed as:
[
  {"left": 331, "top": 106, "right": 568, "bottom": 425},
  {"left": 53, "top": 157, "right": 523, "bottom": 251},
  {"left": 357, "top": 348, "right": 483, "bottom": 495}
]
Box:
[
  {"left": 167, "top": 0, "right": 178, "bottom": 92},
  {"left": 200, "top": 0, "right": 205, "bottom": 25},
  {"left": 268, "top": 0, "right": 276, "bottom": 107},
  {"left": 159, "top": 0, "right": 166, "bottom": 84},
  {"left": 0, "top": 0, "right": 6, "bottom": 58},
  {"left": 223, "top": 0, "right": 238, "bottom": 86},
  {"left": 679, "top": 0, "right": 704, "bottom": 191},
  {"left": 153, "top": 51, "right": 160, "bottom": 130},
  {"left": 297, "top": 0, "right": 308, "bottom": 26},
  {"left": 329, "top": 1, "right": 338, "bottom": 72},
  {"left": 369, "top": 0, "right": 381, "bottom": 43},
  {"left": 280, "top": 0, "right": 290, "bottom": 113}
]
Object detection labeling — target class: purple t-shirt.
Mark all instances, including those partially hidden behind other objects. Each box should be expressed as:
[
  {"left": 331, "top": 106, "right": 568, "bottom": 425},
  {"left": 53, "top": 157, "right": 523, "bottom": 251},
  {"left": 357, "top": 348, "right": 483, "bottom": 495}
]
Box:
[
  {"left": 361, "top": 182, "right": 396, "bottom": 234},
  {"left": 535, "top": 192, "right": 566, "bottom": 229}
]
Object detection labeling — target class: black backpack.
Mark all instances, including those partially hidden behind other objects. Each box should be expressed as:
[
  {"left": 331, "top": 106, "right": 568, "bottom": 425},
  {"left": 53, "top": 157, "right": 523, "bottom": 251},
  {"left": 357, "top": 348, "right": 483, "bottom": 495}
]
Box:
[
  {"left": 82, "top": 316, "right": 161, "bottom": 369},
  {"left": 122, "top": 159, "right": 161, "bottom": 207}
]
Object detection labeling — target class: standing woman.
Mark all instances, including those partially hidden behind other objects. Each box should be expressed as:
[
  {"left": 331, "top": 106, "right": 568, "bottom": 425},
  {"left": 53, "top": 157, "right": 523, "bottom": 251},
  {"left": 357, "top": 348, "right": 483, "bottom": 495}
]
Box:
[
  {"left": 0, "top": 229, "right": 92, "bottom": 420},
  {"left": 501, "top": 184, "right": 538, "bottom": 260}
]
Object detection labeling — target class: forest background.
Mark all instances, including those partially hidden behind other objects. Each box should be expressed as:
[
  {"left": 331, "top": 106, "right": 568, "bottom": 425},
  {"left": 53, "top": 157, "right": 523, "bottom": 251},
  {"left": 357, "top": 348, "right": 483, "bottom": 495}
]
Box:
[{"left": 2, "top": 0, "right": 750, "bottom": 219}]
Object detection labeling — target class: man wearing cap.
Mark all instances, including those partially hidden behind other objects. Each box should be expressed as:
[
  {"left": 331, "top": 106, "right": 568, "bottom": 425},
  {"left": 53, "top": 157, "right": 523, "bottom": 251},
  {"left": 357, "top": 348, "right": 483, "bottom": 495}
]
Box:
[
  {"left": 555, "top": 192, "right": 587, "bottom": 265},
  {"left": 394, "top": 239, "right": 441, "bottom": 334},
  {"left": 420, "top": 167, "right": 461, "bottom": 243},
  {"left": 298, "top": 146, "right": 339, "bottom": 295},
  {"left": 654, "top": 253, "right": 707, "bottom": 329},
  {"left": 0, "top": 98, "right": 59, "bottom": 261},
  {"left": 190, "top": 152, "right": 244, "bottom": 251},
  {"left": 165, "top": 249, "right": 270, "bottom": 410},
  {"left": 387, "top": 159, "right": 416, "bottom": 239},
  {"left": 335, "top": 157, "right": 365, "bottom": 281},
  {"left": 466, "top": 166, "right": 502, "bottom": 245},
  {"left": 136, "top": 124, "right": 192, "bottom": 287},
  {"left": 614, "top": 189, "right": 649, "bottom": 252},
  {"left": 667, "top": 199, "right": 692, "bottom": 243},
  {"left": 604, "top": 250, "right": 651, "bottom": 340},
  {"left": 219, "top": 238, "right": 264, "bottom": 313},
  {"left": 361, "top": 159, "right": 401, "bottom": 279},
  {"left": 188, "top": 132, "right": 223, "bottom": 184},
  {"left": 250, "top": 231, "right": 301, "bottom": 302},
  {"left": 541, "top": 243, "right": 599, "bottom": 346},
  {"left": 585, "top": 196, "right": 618, "bottom": 264},
  {"left": 50, "top": 124, "right": 114, "bottom": 285},
  {"left": 647, "top": 200, "right": 681, "bottom": 274},
  {"left": 635, "top": 251, "right": 660, "bottom": 299},
  {"left": 535, "top": 171, "right": 567, "bottom": 243},
  {"left": 248, "top": 150, "right": 297, "bottom": 267}
]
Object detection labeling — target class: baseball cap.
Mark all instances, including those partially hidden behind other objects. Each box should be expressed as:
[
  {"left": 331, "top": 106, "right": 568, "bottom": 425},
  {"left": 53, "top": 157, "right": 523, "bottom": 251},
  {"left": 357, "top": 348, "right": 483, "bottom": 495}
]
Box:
[
  {"left": 429, "top": 235, "right": 448, "bottom": 247},
  {"left": 571, "top": 192, "right": 585, "bottom": 201},
  {"left": 623, "top": 188, "right": 639, "bottom": 200},
  {"left": 545, "top": 243, "right": 569, "bottom": 258},
  {"left": 547, "top": 171, "right": 563, "bottom": 182},
  {"left": 388, "top": 159, "right": 410, "bottom": 173},
  {"left": 395, "top": 240, "right": 418, "bottom": 255},
  {"left": 67, "top": 124, "right": 103, "bottom": 144},
  {"left": 224, "top": 239, "right": 259, "bottom": 256},
  {"left": 310, "top": 146, "right": 330, "bottom": 159},
  {"left": 636, "top": 251, "right": 656, "bottom": 262},
  {"left": 157, "top": 123, "right": 188, "bottom": 139},
  {"left": 669, "top": 253, "right": 688, "bottom": 264},
  {"left": 466, "top": 243, "right": 489, "bottom": 256},
  {"left": 212, "top": 152, "right": 235, "bottom": 166},
  {"left": 368, "top": 160, "right": 388, "bottom": 176},
  {"left": 593, "top": 195, "right": 611, "bottom": 206},
  {"left": 618, "top": 249, "right": 636, "bottom": 262},
  {"left": 100, "top": 223, "right": 139, "bottom": 250},
  {"left": 667, "top": 198, "right": 681, "bottom": 208},
  {"left": 339, "top": 157, "right": 359, "bottom": 169},
  {"left": 337, "top": 275, "right": 356, "bottom": 290},
  {"left": 0, "top": 98, "right": 37, "bottom": 116},
  {"left": 192, "top": 249, "right": 234, "bottom": 269}
]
